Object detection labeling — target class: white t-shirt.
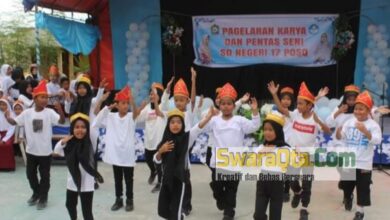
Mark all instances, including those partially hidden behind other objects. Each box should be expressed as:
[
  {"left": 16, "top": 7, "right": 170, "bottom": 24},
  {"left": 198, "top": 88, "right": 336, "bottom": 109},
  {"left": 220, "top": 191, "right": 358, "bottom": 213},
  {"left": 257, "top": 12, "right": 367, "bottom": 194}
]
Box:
[
  {"left": 136, "top": 104, "right": 167, "bottom": 151},
  {"left": 289, "top": 109, "right": 321, "bottom": 150},
  {"left": 256, "top": 145, "right": 290, "bottom": 173},
  {"left": 205, "top": 114, "right": 261, "bottom": 168},
  {"left": 340, "top": 117, "right": 382, "bottom": 170},
  {"left": 326, "top": 107, "right": 354, "bottom": 148},
  {"left": 93, "top": 106, "right": 136, "bottom": 167},
  {"left": 54, "top": 141, "right": 95, "bottom": 192},
  {"left": 18, "top": 94, "right": 34, "bottom": 109},
  {"left": 15, "top": 108, "right": 60, "bottom": 156}
]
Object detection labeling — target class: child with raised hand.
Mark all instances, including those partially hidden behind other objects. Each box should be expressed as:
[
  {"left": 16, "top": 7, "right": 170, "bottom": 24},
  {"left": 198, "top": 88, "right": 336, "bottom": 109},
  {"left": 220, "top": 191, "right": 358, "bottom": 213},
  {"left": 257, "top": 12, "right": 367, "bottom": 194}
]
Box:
[
  {"left": 53, "top": 113, "right": 104, "bottom": 220},
  {"left": 204, "top": 83, "right": 261, "bottom": 220},
  {"left": 268, "top": 81, "right": 331, "bottom": 220},
  {"left": 92, "top": 85, "right": 145, "bottom": 212},
  {"left": 154, "top": 106, "right": 218, "bottom": 220},
  {"left": 336, "top": 91, "right": 382, "bottom": 220},
  {"left": 136, "top": 82, "right": 166, "bottom": 193}
]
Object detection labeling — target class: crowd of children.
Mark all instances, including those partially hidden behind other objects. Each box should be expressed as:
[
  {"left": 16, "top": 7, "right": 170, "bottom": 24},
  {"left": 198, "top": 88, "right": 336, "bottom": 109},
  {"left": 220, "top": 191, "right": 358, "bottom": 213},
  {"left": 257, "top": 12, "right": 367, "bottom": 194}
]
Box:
[{"left": 0, "top": 63, "right": 389, "bottom": 220}]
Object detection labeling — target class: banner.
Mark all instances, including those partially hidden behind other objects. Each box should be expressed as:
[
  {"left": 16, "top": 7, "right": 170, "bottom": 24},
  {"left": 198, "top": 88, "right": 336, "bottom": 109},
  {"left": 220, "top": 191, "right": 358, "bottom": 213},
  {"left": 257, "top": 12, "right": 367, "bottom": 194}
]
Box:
[{"left": 192, "top": 14, "right": 337, "bottom": 67}]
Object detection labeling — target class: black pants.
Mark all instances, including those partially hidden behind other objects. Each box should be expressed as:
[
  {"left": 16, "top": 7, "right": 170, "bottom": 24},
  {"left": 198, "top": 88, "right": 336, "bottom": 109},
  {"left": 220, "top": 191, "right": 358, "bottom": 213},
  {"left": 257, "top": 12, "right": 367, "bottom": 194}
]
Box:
[
  {"left": 342, "top": 169, "right": 372, "bottom": 206},
  {"left": 66, "top": 190, "right": 94, "bottom": 220},
  {"left": 206, "top": 147, "right": 212, "bottom": 170},
  {"left": 284, "top": 180, "right": 290, "bottom": 194},
  {"left": 210, "top": 168, "right": 240, "bottom": 217},
  {"left": 253, "top": 179, "right": 284, "bottom": 220},
  {"left": 183, "top": 170, "right": 192, "bottom": 211},
  {"left": 290, "top": 166, "right": 314, "bottom": 208},
  {"left": 145, "top": 149, "right": 162, "bottom": 183},
  {"left": 26, "top": 153, "right": 52, "bottom": 201},
  {"left": 113, "top": 165, "right": 134, "bottom": 199},
  {"left": 158, "top": 177, "right": 185, "bottom": 220}
]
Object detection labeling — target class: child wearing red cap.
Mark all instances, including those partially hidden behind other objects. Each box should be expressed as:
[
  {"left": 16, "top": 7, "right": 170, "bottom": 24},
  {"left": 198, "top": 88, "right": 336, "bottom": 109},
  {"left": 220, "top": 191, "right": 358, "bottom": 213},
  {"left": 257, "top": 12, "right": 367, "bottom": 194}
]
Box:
[
  {"left": 5, "top": 80, "right": 65, "bottom": 210},
  {"left": 268, "top": 81, "right": 331, "bottom": 220},
  {"left": 336, "top": 91, "right": 382, "bottom": 220},
  {"left": 160, "top": 67, "right": 198, "bottom": 216},
  {"left": 204, "top": 83, "right": 260, "bottom": 220},
  {"left": 92, "top": 85, "right": 144, "bottom": 212}
]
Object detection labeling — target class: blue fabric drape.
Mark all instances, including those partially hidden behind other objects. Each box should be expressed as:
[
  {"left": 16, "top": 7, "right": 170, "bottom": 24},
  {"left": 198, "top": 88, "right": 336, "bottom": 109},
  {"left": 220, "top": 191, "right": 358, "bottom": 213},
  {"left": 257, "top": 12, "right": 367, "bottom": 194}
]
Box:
[{"left": 35, "top": 12, "right": 101, "bottom": 55}]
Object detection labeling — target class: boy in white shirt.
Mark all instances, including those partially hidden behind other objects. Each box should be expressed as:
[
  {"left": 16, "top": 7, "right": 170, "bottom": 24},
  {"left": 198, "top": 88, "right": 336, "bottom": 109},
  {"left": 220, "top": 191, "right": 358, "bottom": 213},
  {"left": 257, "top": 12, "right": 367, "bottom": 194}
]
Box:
[
  {"left": 6, "top": 80, "right": 65, "bottom": 210},
  {"left": 336, "top": 91, "right": 382, "bottom": 220},
  {"left": 93, "top": 85, "right": 143, "bottom": 212}
]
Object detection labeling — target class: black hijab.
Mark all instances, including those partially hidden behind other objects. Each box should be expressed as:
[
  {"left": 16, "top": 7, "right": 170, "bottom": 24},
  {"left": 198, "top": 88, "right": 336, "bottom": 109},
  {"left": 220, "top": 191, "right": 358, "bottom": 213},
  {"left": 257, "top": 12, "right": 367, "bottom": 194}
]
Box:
[
  {"left": 70, "top": 82, "right": 93, "bottom": 115},
  {"left": 64, "top": 117, "right": 103, "bottom": 191},
  {"left": 156, "top": 115, "right": 189, "bottom": 189},
  {"left": 263, "top": 120, "right": 290, "bottom": 148},
  {"left": 339, "top": 91, "right": 358, "bottom": 114}
]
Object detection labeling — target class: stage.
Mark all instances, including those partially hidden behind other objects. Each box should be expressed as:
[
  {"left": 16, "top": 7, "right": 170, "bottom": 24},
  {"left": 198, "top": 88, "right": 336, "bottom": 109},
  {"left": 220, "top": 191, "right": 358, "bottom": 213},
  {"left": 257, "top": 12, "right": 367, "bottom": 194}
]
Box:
[{"left": 1, "top": 158, "right": 390, "bottom": 220}]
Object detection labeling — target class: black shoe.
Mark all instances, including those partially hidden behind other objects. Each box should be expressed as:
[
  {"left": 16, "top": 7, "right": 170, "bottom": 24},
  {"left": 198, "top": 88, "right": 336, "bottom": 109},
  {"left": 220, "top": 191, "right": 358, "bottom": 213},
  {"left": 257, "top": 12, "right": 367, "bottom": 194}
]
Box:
[
  {"left": 353, "top": 212, "right": 364, "bottom": 220},
  {"left": 125, "top": 199, "right": 134, "bottom": 212},
  {"left": 151, "top": 183, "right": 161, "bottom": 193},
  {"left": 148, "top": 171, "right": 157, "bottom": 185},
  {"left": 283, "top": 192, "right": 290, "bottom": 203},
  {"left": 111, "top": 198, "right": 123, "bottom": 211},
  {"left": 27, "top": 194, "right": 39, "bottom": 206},
  {"left": 291, "top": 193, "right": 301, "bottom": 209},
  {"left": 94, "top": 182, "right": 99, "bottom": 190},
  {"left": 343, "top": 195, "right": 353, "bottom": 211},
  {"left": 222, "top": 215, "right": 234, "bottom": 220},
  {"left": 299, "top": 209, "right": 309, "bottom": 220},
  {"left": 182, "top": 208, "right": 191, "bottom": 216},
  {"left": 36, "top": 199, "right": 47, "bottom": 210}
]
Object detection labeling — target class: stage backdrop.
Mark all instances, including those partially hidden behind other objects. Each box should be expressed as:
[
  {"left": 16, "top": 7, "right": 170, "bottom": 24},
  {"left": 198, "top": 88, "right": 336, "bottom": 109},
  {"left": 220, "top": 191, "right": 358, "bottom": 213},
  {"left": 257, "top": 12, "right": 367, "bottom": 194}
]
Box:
[
  {"left": 109, "top": 0, "right": 163, "bottom": 102},
  {"left": 193, "top": 14, "right": 337, "bottom": 67},
  {"left": 354, "top": 0, "right": 390, "bottom": 105}
]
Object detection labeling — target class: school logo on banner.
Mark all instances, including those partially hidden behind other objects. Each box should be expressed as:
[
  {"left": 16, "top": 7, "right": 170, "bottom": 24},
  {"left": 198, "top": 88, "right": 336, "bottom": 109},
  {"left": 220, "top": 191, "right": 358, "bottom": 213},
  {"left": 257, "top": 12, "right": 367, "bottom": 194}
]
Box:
[{"left": 192, "top": 14, "right": 337, "bottom": 67}]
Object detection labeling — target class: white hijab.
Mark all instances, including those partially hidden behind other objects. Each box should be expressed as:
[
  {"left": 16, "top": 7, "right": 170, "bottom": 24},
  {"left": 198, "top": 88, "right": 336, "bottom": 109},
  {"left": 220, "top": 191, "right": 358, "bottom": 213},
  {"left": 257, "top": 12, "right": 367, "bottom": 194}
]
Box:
[
  {"left": 0, "top": 98, "right": 14, "bottom": 131},
  {"left": 0, "top": 64, "right": 10, "bottom": 78}
]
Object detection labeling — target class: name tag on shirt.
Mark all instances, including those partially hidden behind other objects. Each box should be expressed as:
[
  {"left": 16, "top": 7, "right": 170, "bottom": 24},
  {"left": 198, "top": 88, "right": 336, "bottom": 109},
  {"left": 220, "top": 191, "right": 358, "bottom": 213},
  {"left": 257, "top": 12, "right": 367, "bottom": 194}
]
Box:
[{"left": 293, "top": 121, "right": 315, "bottom": 134}]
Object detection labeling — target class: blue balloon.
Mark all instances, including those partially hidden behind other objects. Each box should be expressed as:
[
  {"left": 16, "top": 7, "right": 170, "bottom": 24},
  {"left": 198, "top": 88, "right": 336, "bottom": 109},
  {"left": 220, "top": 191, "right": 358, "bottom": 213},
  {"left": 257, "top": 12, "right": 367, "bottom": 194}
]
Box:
[
  {"left": 133, "top": 64, "right": 142, "bottom": 73},
  {"left": 364, "top": 74, "right": 374, "bottom": 82},
  {"left": 372, "top": 49, "right": 381, "bottom": 58},
  {"left": 377, "top": 57, "right": 388, "bottom": 67},
  {"left": 141, "top": 48, "right": 149, "bottom": 56},
  {"left": 368, "top": 40, "right": 376, "bottom": 49},
  {"left": 316, "top": 107, "right": 332, "bottom": 122},
  {"left": 133, "top": 32, "right": 141, "bottom": 40},
  {"left": 138, "top": 55, "right": 149, "bottom": 65}
]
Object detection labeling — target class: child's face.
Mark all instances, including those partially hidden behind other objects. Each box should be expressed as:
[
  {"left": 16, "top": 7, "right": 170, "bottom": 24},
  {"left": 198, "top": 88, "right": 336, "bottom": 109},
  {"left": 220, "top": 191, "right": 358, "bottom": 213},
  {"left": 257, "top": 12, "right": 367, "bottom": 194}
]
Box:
[
  {"left": 281, "top": 95, "right": 292, "bottom": 109},
  {"left": 263, "top": 122, "right": 276, "bottom": 143},
  {"left": 297, "top": 98, "right": 312, "bottom": 113},
  {"left": 26, "top": 84, "right": 33, "bottom": 94},
  {"left": 346, "top": 95, "right": 357, "bottom": 107},
  {"left": 174, "top": 96, "right": 189, "bottom": 111},
  {"left": 169, "top": 116, "right": 183, "bottom": 134},
  {"left": 354, "top": 103, "right": 370, "bottom": 121},
  {"left": 219, "top": 98, "right": 235, "bottom": 116},
  {"left": 0, "top": 101, "right": 8, "bottom": 112},
  {"left": 73, "top": 120, "right": 87, "bottom": 139},
  {"left": 61, "top": 80, "right": 70, "bottom": 91},
  {"left": 149, "top": 90, "right": 160, "bottom": 103},
  {"left": 14, "top": 105, "right": 23, "bottom": 115},
  {"left": 77, "top": 84, "right": 88, "bottom": 97},
  {"left": 32, "top": 67, "right": 37, "bottom": 75},
  {"left": 117, "top": 101, "right": 129, "bottom": 114},
  {"left": 50, "top": 74, "right": 59, "bottom": 83},
  {"left": 34, "top": 95, "right": 48, "bottom": 108}
]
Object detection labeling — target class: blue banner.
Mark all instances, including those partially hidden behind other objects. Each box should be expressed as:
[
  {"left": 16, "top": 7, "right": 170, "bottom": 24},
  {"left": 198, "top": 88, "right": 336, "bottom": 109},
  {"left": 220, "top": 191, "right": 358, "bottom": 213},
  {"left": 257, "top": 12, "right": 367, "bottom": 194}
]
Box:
[{"left": 192, "top": 14, "right": 337, "bottom": 68}]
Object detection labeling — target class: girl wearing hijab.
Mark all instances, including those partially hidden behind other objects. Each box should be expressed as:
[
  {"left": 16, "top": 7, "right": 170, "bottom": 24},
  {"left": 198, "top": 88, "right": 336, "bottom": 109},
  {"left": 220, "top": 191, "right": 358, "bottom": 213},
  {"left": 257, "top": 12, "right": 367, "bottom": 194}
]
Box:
[
  {"left": 253, "top": 113, "right": 291, "bottom": 220},
  {"left": 18, "top": 80, "right": 36, "bottom": 109},
  {"left": 53, "top": 113, "right": 104, "bottom": 220},
  {"left": 0, "top": 64, "right": 12, "bottom": 81},
  {"left": 154, "top": 107, "right": 217, "bottom": 220},
  {"left": 0, "top": 98, "right": 15, "bottom": 171}
]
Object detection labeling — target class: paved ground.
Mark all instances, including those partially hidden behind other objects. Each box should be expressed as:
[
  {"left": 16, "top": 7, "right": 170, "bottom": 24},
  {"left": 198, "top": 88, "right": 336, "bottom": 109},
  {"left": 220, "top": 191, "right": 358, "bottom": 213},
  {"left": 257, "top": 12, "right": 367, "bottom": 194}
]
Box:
[{"left": 1, "top": 158, "right": 390, "bottom": 220}]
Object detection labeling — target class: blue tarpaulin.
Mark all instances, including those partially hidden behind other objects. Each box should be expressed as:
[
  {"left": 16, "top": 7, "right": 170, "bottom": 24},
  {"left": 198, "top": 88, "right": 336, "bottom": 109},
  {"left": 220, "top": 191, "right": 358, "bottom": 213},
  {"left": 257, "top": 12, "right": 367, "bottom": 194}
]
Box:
[{"left": 35, "top": 12, "right": 101, "bottom": 55}]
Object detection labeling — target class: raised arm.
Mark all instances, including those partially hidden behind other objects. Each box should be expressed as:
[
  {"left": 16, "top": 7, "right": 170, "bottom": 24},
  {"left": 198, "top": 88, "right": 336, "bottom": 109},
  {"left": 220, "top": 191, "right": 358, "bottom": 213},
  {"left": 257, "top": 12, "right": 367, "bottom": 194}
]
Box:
[
  {"left": 315, "top": 86, "right": 329, "bottom": 101},
  {"left": 241, "top": 98, "right": 261, "bottom": 134},
  {"left": 313, "top": 112, "right": 332, "bottom": 135},
  {"left": 92, "top": 104, "right": 114, "bottom": 128},
  {"left": 94, "top": 91, "right": 110, "bottom": 116},
  {"left": 190, "top": 67, "right": 197, "bottom": 112},
  {"left": 267, "top": 81, "right": 290, "bottom": 117},
  {"left": 161, "top": 76, "right": 174, "bottom": 111}
]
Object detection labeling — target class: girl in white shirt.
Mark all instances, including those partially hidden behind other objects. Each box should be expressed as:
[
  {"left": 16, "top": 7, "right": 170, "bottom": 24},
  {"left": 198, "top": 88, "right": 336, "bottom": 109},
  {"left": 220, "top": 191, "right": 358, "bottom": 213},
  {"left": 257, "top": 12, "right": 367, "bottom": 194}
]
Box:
[
  {"left": 136, "top": 83, "right": 166, "bottom": 192},
  {"left": 54, "top": 113, "right": 103, "bottom": 220},
  {"left": 254, "top": 113, "right": 290, "bottom": 220},
  {"left": 0, "top": 98, "right": 15, "bottom": 171}
]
